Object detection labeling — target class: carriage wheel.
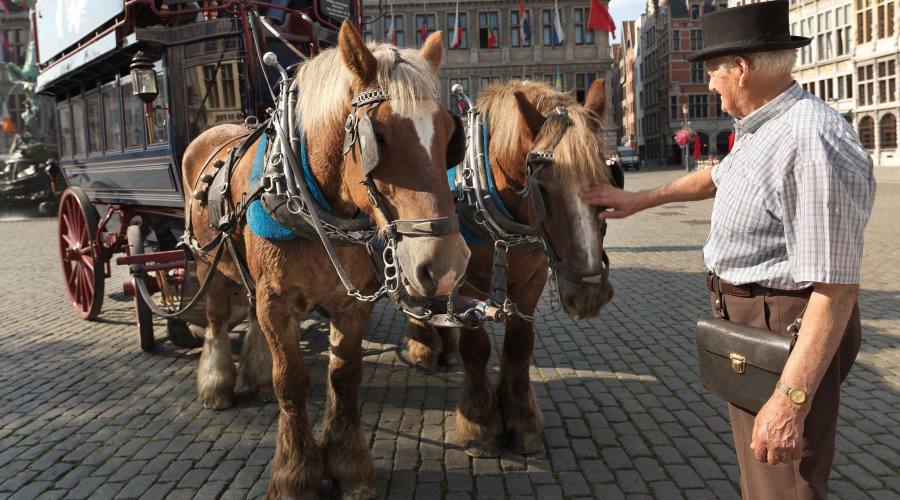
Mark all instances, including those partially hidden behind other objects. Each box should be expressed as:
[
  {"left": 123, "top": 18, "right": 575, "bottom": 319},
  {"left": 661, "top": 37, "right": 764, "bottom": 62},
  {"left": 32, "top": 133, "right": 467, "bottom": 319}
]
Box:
[
  {"left": 127, "top": 225, "right": 156, "bottom": 352},
  {"left": 58, "top": 187, "right": 105, "bottom": 320}
]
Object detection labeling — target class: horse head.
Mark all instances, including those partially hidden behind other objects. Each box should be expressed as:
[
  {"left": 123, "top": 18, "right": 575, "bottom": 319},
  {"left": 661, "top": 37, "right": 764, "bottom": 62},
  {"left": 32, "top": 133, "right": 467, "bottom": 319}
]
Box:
[
  {"left": 298, "top": 22, "right": 469, "bottom": 298},
  {"left": 483, "top": 80, "right": 615, "bottom": 319}
]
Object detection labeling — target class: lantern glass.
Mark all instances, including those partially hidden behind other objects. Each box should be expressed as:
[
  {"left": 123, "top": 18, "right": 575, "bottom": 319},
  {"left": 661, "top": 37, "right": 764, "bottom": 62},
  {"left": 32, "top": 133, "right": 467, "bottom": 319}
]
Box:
[{"left": 131, "top": 68, "right": 158, "bottom": 102}]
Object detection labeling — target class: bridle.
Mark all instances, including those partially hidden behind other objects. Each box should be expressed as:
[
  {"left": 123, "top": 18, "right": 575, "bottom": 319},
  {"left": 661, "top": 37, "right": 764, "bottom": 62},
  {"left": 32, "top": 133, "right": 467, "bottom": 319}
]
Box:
[{"left": 517, "top": 106, "right": 612, "bottom": 287}]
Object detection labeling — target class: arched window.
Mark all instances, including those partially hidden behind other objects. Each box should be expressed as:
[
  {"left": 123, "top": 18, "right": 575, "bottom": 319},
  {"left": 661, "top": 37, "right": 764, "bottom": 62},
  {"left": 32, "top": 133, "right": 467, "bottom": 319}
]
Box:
[
  {"left": 716, "top": 130, "right": 732, "bottom": 155},
  {"left": 858, "top": 116, "right": 875, "bottom": 150},
  {"left": 697, "top": 132, "right": 710, "bottom": 155},
  {"left": 880, "top": 114, "right": 897, "bottom": 149}
]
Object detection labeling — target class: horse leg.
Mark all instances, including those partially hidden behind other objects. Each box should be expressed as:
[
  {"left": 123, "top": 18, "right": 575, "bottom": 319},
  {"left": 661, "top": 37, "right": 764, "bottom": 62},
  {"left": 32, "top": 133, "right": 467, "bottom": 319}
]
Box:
[
  {"left": 239, "top": 306, "right": 274, "bottom": 402},
  {"left": 497, "top": 281, "right": 545, "bottom": 455},
  {"left": 455, "top": 325, "right": 502, "bottom": 457},
  {"left": 402, "top": 319, "right": 442, "bottom": 373},
  {"left": 322, "top": 304, "right": 377, "bottom": 499},
  {"left": 437, "top": 327, "right": 459, "bottom": 367},
  {"left": 197, "top": 269, "right": 237, "bottom": 410},
  {"left": 257, "top": 291, "right": 323, "bottom": 499}
]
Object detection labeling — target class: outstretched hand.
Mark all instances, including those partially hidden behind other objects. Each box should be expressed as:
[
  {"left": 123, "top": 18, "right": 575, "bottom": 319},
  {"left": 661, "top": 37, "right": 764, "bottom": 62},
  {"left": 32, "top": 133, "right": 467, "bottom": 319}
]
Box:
[{"left": 579, "top": 184, "right": 645, "bottom": 220}]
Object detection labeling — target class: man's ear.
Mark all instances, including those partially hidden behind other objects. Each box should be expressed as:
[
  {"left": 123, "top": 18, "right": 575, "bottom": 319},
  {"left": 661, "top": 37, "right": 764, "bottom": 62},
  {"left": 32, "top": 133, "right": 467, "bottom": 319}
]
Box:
[{"left": 735, "top": 56, "right": 751, "bottom": 88}]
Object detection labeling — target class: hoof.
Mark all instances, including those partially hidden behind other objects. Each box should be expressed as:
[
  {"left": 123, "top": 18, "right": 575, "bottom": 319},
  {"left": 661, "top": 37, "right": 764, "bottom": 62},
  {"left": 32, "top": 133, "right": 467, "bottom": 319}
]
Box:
[
  {"left": 335, "top": 482, "right": 379, "bottom": 500},
  {"left": 463, "top": 439, "right": 501, "bottom": 458},
  {"left": 256, "top": 388, "right": 275, "bottom": 403},
  {"left": 508, "top": 431, "right": 544, "bottom": 455},
  {"left": 200, "top": 392, "right": 235, "bottom": 410},
  {"left": 396, "top": 347, "right": 436, "bottom": 375}
]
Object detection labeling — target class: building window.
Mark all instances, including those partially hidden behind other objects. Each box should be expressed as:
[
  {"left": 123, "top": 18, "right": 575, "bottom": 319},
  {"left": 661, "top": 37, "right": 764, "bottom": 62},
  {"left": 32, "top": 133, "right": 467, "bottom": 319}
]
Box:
[
  {"left": 479, "top": 76, "right": 501, "bottom": 92},
  {"left": 858, "top": 116, "right": 875, "bottom": 149},
  {"left": 2, "top": 28, "right": 27, "bottom": 65},
  {"left": 672, "top": 30, "right": 680, "bottom": 51},
  {"left": 690, "top": 30, "right": 703, "bottom": 50},
  {"left": 877, "top": 60, "right": 896, "bottom": 103},
  {"left": 447, "top": 12, "right": 467, "bottom": 49},
  {"left": 834, "top": 6, "right": 852, "bottom": 56},
  {"left": 876, "top": 0, "right": 894, "bottom": 38},
  {"left": 688, "top": 94, "right": 708, "bottom": 118},
  {"left": 573, "top": 8, "right": 594, "bottom": 45},
  {"left": 542, "top": 9, "right": 564, "bottom": 46},
  {"left": 691, "top": 62, "right": 705, "bottom": 83},
  {"left": 846, "top": 74, "right": 853, "bottom": 98},
  {"left": 510, "top": 9, "right": 532, "bottom": 47},
  {"left": 881, "top": 114, "right": 897, "bottom": 149},
  {"left": 857, "top": 0, "right": 874, "bottom": 44},
  {"left": 670, "top": 96, "right": 678, "bottom": 119},
  {"left": 384, "top": 14, "right": 404, "bottom": 46},
  {"left": 715, "top": 94, "right": 727, "bottom": 117},
  {"left": 362, "top": 16, "right": 374, "bottom": 44},
  {"left": 691, "top": 4, "right": 701, "bottom": 19},
  {"left": 857, "top": 64, "right": 874, "bottom": 105},
  {"left": 478, "top": 11, "right": 500, "bottom": 49},
  {"left": 415, "top": 14, "right": 436, "bottom": 47},
  {"left": 575, "top": 73, "right": 595, "bottom": 101}
]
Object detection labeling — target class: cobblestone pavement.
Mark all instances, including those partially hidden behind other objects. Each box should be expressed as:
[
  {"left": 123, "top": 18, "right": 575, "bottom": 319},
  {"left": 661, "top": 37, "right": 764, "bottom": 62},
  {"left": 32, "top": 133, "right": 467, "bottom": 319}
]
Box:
[{"left": 1, "top": 168, "right": 898, "bottom": 500}]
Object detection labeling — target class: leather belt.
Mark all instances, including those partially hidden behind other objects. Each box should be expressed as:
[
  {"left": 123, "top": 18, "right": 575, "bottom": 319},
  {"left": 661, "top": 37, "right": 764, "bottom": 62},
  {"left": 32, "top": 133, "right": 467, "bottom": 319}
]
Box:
[{"left": 707, "top": 273, "right": 812, "bottom": 298}]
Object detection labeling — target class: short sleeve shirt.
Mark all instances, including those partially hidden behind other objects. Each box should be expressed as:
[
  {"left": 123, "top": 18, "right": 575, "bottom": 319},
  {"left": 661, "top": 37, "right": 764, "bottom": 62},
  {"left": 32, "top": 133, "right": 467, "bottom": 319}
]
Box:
[{"left": 703, "top": 82, "right": 876, "bottom": 290}]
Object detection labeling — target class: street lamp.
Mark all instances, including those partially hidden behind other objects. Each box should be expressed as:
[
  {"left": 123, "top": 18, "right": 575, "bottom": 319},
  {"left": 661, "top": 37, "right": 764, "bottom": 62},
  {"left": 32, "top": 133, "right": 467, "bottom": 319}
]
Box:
[{"left": 682, "top": 102, "right": 690, "bottom": 171}]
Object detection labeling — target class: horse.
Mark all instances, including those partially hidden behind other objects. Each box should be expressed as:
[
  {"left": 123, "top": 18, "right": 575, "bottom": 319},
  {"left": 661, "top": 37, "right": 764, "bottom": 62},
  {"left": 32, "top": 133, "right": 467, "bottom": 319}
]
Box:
[
  {"left": 402, "top": 79, "right": 615, "bottom": 457},
  {"left": 181, "top": 23, "right": 469, "bottom": 498}
]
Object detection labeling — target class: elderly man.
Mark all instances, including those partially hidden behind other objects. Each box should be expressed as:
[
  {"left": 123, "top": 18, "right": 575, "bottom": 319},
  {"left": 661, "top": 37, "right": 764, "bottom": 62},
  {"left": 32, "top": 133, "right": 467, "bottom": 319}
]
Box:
[{"left": 581, "top": 1, "right": 875, "bottom": 498}]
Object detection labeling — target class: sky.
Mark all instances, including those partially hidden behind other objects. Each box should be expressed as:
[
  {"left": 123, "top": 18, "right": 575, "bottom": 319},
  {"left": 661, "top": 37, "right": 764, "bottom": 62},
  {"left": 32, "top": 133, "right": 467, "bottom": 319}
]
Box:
[{"left": 608, "top": 0, "right": 647, "bottom": 39}]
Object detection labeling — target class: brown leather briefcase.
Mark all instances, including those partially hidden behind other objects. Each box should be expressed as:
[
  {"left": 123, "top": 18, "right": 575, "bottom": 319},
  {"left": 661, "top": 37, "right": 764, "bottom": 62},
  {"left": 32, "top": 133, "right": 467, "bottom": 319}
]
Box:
[{"left": 695, "top": 317, "right": 798, "bottom": 412}]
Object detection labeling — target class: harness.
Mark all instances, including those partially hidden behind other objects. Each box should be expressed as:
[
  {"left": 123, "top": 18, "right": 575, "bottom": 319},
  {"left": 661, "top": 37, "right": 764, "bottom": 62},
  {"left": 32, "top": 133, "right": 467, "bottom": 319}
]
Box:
[{"left": 451, "top": 87, "right": 620, "bottom": 319}]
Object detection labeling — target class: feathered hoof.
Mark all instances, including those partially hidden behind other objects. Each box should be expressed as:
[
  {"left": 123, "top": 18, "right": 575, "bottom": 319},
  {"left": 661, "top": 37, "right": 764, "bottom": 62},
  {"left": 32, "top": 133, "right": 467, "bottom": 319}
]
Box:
[
  {"left": 334, "top": 481, "right": 379, "bottom": 500},
  {"left": 200, "top": 391, "right": 235, "bottom": 411},
  {"left": 396, "top": 347, "right": 437, "bottom": 375},
  {"left": 507, "top": 431, "right": 544, "bottom": 456},
  {"left": 463, "top": 439, "right": 501, "bottom": 458}
]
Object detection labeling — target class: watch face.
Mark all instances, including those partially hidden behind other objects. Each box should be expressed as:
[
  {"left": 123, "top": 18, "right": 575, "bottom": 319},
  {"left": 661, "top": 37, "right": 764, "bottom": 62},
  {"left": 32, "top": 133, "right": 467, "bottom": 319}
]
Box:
[{"left": 789, "top": 388, "right": 807, "bottom": 404}]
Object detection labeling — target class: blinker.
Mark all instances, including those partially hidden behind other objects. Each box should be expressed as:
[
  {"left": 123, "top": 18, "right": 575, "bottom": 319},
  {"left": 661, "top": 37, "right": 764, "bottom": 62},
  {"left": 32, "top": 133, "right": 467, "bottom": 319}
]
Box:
[{"left": 357, "top": 114, "right": 380, "bottom": 176}]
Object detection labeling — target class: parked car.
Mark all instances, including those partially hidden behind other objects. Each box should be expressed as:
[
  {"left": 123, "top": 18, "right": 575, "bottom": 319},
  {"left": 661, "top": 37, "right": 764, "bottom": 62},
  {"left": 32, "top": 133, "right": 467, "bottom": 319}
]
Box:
[{"left": 616, "top": 146, "right": 640, "bottom": 171}]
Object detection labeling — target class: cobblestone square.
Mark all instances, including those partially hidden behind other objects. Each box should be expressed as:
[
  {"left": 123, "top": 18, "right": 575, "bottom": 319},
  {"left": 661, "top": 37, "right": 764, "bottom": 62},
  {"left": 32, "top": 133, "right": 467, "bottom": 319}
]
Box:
[{"left": 1, "top": 168, "right": 897, "bottom": 499}]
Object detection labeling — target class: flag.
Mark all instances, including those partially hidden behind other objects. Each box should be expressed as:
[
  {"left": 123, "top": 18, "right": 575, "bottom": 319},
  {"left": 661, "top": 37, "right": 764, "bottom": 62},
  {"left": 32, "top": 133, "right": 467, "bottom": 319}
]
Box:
[
  {"left": 693, "top": 135, "right": 701, "bottom": 159},
  {"left": 386, "top": 3, "right": 397, "bottom": 45},
  {"left": 420, "top": 20, "right": 427, "bottom": 44},
  {"left": 451, "top": 1, "right": 462, "bottom": 49},
  {"left": 518, "top": 0, "right": 531, "bottom": 46},
  {"left": 588, "top": 0, "right": 616, "bottom": 38},
  {"left": 0, "top": 0, "right": 10, "bottom": 13},
  {"left": 727, "top": 131, "right": 735, "bottom": 152},
  {"left": 553, "top": 0, "right": 565, "bottom": 45},
  {"left": 0, "top": 31, "right": 10, "bottom": 63},
  {"left": 554, "top": 67, "right": 562, "bottom": 90}
]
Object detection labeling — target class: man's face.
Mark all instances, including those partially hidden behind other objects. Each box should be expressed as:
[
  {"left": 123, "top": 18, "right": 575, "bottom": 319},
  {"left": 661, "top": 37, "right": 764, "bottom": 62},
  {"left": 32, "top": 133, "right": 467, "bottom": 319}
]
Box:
[{"left": 705, "top": 57, "right": 743, "bottom": 118}]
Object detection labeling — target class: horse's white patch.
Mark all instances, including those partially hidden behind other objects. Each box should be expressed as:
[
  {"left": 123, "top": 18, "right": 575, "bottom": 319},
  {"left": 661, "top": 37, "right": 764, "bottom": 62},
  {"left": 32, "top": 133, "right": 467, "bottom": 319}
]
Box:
[
  {"left": 568, "top": 195, "right": 600, "bottom": 270},
  {"left": 395, "top": 101, "right": 437, "bottom": 161}
]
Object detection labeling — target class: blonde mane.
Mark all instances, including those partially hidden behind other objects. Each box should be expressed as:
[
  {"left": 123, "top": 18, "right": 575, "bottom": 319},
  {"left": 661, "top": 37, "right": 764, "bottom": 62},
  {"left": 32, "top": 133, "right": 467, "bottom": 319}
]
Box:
[
  {"left": 294, "top": 43, "right": 439, "bottom": 132},
  {"left": 478, "top": 80, "right": 610, "bottom": 188}
]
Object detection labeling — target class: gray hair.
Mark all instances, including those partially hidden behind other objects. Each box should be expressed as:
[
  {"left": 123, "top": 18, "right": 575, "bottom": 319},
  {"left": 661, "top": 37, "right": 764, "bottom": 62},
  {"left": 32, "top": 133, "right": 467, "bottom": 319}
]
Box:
[{"left": 709, "top": 49, "right": 797, "bottom": 76}]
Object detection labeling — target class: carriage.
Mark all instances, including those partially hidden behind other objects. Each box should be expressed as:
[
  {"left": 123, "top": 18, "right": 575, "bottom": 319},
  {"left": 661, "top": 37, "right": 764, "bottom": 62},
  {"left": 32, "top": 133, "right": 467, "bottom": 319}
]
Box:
[{"left": 37, "top": 0, "right": 360, "bottom": 351}]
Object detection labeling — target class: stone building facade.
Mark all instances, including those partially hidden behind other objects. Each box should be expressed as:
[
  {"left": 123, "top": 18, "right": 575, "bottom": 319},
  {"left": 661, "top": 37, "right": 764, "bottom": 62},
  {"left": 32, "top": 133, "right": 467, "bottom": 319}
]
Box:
[
  {"left": 361, "top": 0, "right": 618, "bottom": 153},
  {"left": 0, "top": 5, "right": 31, "bottom": 157}
]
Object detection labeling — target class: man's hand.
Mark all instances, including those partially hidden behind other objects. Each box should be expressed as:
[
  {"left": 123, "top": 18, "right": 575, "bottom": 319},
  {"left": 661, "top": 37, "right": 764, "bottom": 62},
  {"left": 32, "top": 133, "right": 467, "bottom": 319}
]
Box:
[
  {"left": 579, "top": 184, "right": 646, "bottom": 220},
  {"left": 751, "top": 391, "right": 809, "bottom": 465}
]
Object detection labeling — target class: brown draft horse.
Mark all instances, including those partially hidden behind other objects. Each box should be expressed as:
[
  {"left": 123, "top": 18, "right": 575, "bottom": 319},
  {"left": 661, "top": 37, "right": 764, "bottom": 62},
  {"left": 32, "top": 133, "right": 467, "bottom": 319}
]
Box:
[
  {"left": 181, "top": 24, "right": 469, "bottom": 498},
  {"left": 404, "top": 80, "right": 615, "bottom": 457}
]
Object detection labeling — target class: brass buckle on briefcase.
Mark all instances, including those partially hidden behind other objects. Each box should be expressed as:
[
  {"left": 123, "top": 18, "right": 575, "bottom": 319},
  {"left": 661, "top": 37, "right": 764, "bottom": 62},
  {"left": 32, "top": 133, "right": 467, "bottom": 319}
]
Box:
[{"left": 729, "top": 353, "right": 746, "bottom": 374}]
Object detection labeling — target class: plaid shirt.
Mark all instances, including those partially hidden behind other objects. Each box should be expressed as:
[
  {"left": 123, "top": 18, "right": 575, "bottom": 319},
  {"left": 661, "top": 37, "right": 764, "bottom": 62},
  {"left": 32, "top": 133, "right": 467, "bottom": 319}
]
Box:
[{"left": 704, "top": 83, "right": 876, "bottom": 290}]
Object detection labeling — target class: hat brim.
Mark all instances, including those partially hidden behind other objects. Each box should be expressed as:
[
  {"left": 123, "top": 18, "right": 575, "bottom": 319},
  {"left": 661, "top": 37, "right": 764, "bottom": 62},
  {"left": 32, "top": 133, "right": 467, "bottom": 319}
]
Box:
[{"left": 685, "top": 36, "right": 812, "bottom": 62}]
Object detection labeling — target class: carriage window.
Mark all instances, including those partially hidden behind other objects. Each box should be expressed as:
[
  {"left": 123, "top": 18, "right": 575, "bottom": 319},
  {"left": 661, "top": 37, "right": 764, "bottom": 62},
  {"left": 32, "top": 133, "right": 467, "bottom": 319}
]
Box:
[
  {"left": 86, "top": 93, "right": 102, "bottom": 153},
  {"left": 148, "top": 74, "right": 169, "bottom": 145},
  {"left": 57, "top": 105, "right": 72, "bottom": 158},
  {"left": 122, "top": 82, "right": 145, "bottom": 149},
  {"left": 185, "top": 57, "right": 247, "bottom": 139},
  {"left": 103, "top": 85, "right": 123, "bottom": 152},
  {"left": 71, "top": 99, "right": 87, "bottom": 156}
]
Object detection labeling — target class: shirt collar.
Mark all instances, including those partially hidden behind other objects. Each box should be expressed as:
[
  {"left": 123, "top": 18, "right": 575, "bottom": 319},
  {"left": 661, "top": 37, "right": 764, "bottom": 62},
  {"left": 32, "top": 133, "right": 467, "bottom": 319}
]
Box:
[{"left": 733, "top": 82, "right": 803, "bottom": 140}]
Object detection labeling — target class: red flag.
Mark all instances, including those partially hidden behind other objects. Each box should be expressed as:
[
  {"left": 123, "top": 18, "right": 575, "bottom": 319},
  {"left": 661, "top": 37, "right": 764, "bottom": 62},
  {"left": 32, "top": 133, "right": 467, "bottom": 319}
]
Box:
[
  {"left": 451, "top": 1, "right": 461, "bottom": 49},
  {"left": 420, "top": 22, "right": 427, "bottom": 43},
  {"left": 487, "top": 32, "right": 497, "bottom": 48},
  {"left": 727, "top": 131, "right": 735, "bottom": 152},
  {"left": 588, "top": 0, "right": 616, "bottom": 37},
  {"left": 693, "top": 135, "right": 701, "bottom": 159}
]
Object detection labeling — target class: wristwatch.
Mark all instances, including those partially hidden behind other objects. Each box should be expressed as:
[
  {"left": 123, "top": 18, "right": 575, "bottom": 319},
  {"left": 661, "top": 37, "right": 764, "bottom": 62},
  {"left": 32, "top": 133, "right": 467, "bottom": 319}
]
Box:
[{"left": 776, "top": 381, "right": 813, "bottom": 405}]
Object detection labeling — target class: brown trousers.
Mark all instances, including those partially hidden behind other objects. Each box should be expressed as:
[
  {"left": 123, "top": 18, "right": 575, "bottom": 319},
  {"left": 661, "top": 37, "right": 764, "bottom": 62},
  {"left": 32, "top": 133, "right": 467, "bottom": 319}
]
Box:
[{"left": 709, "top": 289, "right": 861, "bottom": 500}]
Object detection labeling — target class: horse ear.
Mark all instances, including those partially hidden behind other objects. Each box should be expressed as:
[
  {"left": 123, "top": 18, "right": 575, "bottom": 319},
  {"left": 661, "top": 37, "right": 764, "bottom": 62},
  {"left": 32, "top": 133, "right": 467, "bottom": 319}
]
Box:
[
  {"left": 584, "top": 78, "right": 607, "bottom": 119},
  {"left": 338, "top": 20, "right": 377, "bottom": 85},
  {"left": 419, "top": 31, "right": 443, "bottom": 73},
  {"left": 513, "top": 91, "right": 546, "bottom": 142}
]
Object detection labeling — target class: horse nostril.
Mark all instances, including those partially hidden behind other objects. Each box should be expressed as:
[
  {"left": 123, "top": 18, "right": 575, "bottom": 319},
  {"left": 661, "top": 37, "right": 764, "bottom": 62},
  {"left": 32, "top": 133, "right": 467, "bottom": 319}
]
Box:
[{"left": 414, "top": 262, "right": 438, "bottom": 297}]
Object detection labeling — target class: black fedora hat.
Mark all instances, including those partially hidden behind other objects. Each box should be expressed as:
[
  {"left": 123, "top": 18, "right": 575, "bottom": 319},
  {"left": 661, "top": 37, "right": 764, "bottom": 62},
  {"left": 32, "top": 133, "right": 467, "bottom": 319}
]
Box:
[{"left": 686, "top": 0, "right": 811, "bottom": 62}]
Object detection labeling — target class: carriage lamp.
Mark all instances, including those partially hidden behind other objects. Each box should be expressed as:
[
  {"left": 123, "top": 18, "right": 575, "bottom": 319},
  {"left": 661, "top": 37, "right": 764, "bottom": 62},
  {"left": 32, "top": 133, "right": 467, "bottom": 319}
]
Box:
[{"left": 130, "top": 51, "right": 159, "bottom": 104}]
